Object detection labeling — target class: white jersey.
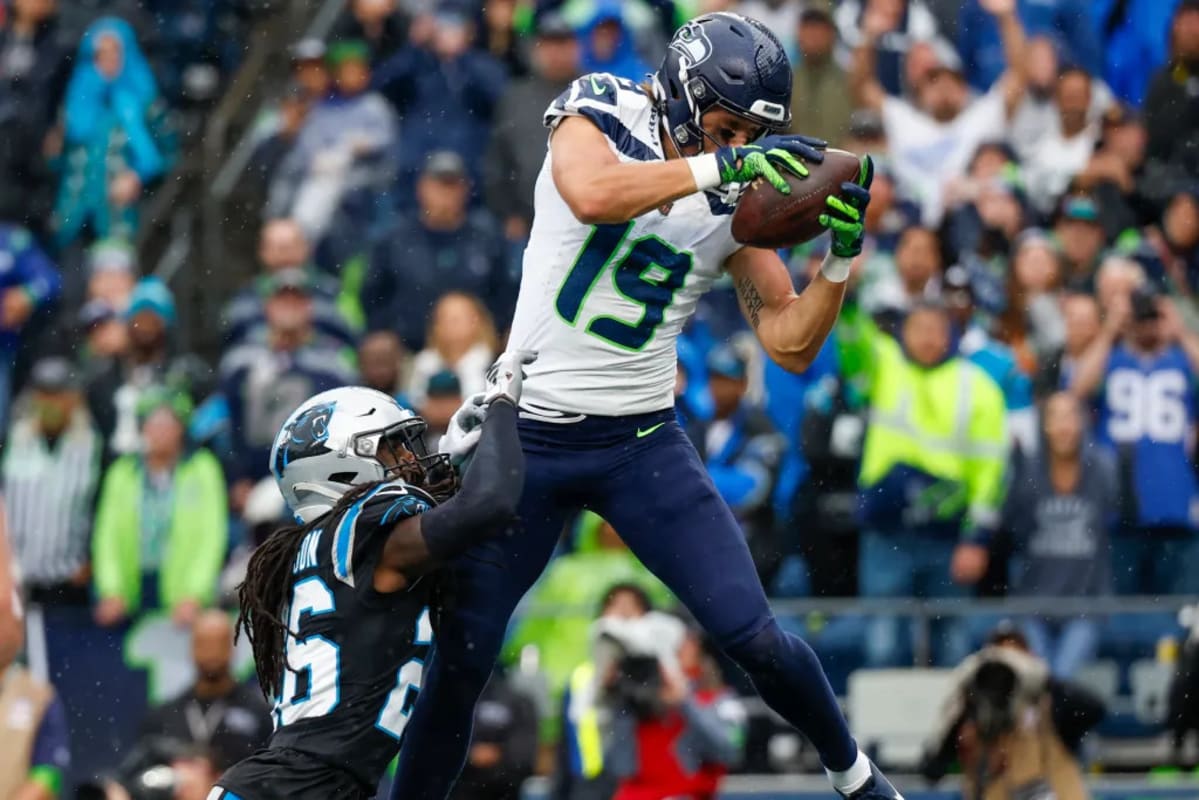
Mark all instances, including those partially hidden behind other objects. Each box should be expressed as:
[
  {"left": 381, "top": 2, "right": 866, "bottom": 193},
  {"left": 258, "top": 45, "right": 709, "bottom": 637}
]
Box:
[{"left": 507, "top": 73, "right": 744, "bottom": 417}]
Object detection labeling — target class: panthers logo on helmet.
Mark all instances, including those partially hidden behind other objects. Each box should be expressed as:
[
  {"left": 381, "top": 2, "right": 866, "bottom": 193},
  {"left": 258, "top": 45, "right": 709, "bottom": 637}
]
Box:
[
  {"left": 272, "top": 401, "right": 336, "bottom": 478},
  {"left": 671, "top": 22, "right": 713, "bottom": 68},
  {"left": 289, "top": 402, "right": 335, "bottom": 446}
]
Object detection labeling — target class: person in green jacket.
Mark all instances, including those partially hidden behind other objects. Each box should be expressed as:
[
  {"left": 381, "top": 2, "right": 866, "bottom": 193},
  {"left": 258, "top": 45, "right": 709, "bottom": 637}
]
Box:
[
  {"left": 849, "top": 300, "right": 1008, "bottom": 667},
  {"left": 92, "top": 389, "right": 228, "bottom": 629}
]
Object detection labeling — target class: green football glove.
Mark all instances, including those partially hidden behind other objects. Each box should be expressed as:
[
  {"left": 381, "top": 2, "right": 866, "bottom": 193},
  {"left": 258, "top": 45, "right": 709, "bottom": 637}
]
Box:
[
  {"left": 713, "top": 134, "right": 826, "bottom": 194},
  {"left": 818, "top": 155, "right": 874, "bottom": 259}
]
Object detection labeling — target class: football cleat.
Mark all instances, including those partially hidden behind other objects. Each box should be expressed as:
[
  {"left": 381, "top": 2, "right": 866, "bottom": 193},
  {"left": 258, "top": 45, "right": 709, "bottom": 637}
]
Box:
[{"left": 837, "top": 759, "right": 904, "bottom": 800}]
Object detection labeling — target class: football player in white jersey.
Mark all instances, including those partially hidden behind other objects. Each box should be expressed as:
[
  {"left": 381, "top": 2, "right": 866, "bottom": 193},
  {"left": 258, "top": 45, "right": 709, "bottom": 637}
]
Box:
[{"left": 392, "top": 12, "right": 897, "bottom": 800}]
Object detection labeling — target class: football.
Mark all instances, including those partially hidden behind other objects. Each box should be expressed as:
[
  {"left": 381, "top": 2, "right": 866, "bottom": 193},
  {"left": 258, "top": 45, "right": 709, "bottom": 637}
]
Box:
[{"left": 730, "top": 148, "right": 864, "bottom": 249}]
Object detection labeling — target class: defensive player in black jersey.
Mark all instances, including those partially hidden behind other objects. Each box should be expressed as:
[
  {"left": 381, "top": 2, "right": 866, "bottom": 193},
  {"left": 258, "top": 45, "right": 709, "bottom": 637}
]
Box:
[{"left": 209, "top": 351, "right": 535, "bottom": 800}]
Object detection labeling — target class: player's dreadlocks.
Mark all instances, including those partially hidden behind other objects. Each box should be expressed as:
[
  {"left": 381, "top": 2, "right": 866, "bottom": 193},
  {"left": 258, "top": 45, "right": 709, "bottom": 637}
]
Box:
[{"left": 236, "top": 481, "right": 376, "bottom": 699}]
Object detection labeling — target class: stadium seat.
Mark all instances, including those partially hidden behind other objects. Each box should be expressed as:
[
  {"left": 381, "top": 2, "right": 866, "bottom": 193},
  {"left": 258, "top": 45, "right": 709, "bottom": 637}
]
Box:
[
  {"left": 1130, "top": 659, "right": 1174, "bottom": 726},
  {"left": 1074, "top": 659, "right": 1121, "bottom": 707},
  {"left": 847, "top": 668, "right": 955, "bottom": 769}
]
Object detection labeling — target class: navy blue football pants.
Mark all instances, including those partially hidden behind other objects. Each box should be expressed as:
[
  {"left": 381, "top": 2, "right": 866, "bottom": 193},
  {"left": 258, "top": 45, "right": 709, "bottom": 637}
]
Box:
[{"left": 391, "top": 409, "right": 857, "bottom": 799}]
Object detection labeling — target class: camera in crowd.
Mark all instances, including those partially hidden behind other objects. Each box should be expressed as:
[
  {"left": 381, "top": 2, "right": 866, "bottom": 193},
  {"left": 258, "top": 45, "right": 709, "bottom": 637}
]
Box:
[
  {"left": 592, "top": 611, "right": 686, "bottom": 721},
  {"left": 966, "top": 658, "right": 1029, "bottom": 744},
  {"left": 609, "top": 652, "right": 667, "bottom": 720}
]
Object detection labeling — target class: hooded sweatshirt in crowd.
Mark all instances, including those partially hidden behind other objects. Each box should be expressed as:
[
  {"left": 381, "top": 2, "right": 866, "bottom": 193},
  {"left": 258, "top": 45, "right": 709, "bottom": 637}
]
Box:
[{"left": 1002, "top": 439, "right": 1116, "bottom": 596}]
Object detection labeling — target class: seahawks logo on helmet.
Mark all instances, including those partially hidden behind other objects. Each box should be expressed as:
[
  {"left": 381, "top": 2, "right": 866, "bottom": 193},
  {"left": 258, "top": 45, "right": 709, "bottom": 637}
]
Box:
[
  {"left": 272, "top": 401, "right": 336, "bottom": 478},
  {"left": 671, "top": 22, "right": 713, "bottom": 68}
]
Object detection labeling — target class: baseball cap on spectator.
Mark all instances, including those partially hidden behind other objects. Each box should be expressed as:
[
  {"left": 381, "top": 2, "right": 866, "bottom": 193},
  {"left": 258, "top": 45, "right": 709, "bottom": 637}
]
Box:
[
  {"left": 78, "top": 298, "right": 117, "bottom": 331},
  {"left": 136, "top": 386, "right": 194, "bottom": 425},
  {"left": 291, "top": 38, "right": 327, "bottom": 63},
  {"left": 127, "top": 277, "right": 177, "bottom": 327},
  {"left": 425, "top": 369, "right": 462, "bottom": 398},
  {"left": 706, "top": 344, "right": 747, "bottom": 381},
  {"left": 88, "top": 238, "right": 136, "bottom": 275},
  {"left": 537, "top": 12, "right": 574, "bottom": 39},
  {"left": 1015, "top": 226, "right": 1054, "bottom": 247},
  {"left": 968, "top": 140, "right": 1019, "bottom": 175},
  {"left": 327, "top": 39, "right": 371, "bottom": 67},
  {"left": 423, "top": 151, "right": 468, "bottom": 182},
  {"left": 258, "top": 267, "right": 313, "bottom": 298},
  {"left": 30, "top": 357, "right": 80, "bottom": 394},
  {"left": 1057, "top": 195, "right": 1101, "bottom": 225}
]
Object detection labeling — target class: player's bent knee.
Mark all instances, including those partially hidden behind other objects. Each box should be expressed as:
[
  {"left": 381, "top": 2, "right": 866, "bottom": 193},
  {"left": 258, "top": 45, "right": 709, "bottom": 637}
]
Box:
[{"left": 722, "top": 618, "right": 819, "bottom": 677}]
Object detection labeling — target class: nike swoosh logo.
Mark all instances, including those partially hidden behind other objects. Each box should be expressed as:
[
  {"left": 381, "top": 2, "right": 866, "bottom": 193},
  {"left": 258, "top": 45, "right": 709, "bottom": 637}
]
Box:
[
  {"left": 589, "top": 75, "right": 606, "bottom": 94},
  {"left": 636, "top": 422, "right": 665, "bottom": 438}
]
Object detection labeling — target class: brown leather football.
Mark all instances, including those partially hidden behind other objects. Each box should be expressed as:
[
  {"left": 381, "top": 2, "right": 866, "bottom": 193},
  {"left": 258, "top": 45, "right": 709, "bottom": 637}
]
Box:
[{"left": 731, "top": 148, "right": 864, "bottom": 249}]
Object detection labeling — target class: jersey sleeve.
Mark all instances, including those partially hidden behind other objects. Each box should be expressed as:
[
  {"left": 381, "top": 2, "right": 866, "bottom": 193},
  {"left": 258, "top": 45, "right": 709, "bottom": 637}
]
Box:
[
  {"left": 328, "top": 480, "right": 434, "bottom": 588},
  {"left": 544, "top": 73, "right": 656, "bottom": 160}
]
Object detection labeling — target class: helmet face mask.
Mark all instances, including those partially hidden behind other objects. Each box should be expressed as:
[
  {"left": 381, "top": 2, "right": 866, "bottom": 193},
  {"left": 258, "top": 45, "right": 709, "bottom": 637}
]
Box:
[
  {"left": 696, "top": 105, "right": 770, "bottom": 153},
  {"left": 356, "top": 418, "right": 458, "bottom": 502}
]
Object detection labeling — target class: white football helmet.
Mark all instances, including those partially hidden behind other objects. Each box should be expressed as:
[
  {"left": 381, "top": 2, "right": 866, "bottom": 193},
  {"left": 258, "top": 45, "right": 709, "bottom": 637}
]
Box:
[{"left": 269, "top": 386, "right": 452, "bottom": 522}]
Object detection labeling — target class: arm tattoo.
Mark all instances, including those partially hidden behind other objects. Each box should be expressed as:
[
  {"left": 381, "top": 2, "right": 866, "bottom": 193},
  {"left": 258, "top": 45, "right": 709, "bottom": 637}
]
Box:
[{"left": 737, "top": 276, "right": 765, "bottom": 329}]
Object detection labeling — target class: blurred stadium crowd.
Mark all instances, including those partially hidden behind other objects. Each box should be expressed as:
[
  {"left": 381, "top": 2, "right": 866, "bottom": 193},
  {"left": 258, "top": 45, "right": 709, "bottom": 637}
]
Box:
[{"left": 2, "top": 0, "right": 1199, "bottom": 796}]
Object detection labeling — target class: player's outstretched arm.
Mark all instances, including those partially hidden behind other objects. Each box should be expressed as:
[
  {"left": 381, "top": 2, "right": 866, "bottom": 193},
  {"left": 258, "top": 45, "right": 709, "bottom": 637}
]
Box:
[
  {"left": 374, "top": 398, "right": 524, "bottom": 591},
  {"left": 551, "top": 116, "right": 702, "bottom": 224},
  {"left": 374, "top": 352, "right": 533, "bottom": 592},
  {"left": 727, "top": 161, "right": 873, "bottom": 374}
]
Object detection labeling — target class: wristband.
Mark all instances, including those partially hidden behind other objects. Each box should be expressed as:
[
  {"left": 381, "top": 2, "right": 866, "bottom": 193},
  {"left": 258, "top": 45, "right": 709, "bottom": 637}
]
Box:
[
  {"left": 685, "top": 153, "right": 722, "bottom": 191},
  {"left": 820, "top": 253, "right": 853, "bottom": 283}
]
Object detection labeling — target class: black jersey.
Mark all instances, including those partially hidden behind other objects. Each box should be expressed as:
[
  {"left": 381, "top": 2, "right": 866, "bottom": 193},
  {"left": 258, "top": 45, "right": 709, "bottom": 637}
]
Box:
[{"left": 218, "top": 479, "right": 436, "bottom": 798}]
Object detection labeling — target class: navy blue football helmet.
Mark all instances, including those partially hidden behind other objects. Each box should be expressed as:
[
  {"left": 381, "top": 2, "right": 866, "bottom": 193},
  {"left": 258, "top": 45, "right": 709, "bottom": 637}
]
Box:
[{"left": 653, "top": 12, "right": 793, "bottom": 154}]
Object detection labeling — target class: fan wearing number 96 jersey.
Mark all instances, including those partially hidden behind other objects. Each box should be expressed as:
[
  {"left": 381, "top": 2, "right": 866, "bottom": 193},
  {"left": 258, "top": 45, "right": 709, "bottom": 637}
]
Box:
[{"left": 212, "top": 353, "right": 533, "bottom": 800}]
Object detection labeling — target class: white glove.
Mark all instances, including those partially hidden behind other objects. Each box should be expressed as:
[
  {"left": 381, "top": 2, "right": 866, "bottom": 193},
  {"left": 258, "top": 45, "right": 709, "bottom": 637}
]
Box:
[
  {"left": 438, "top": 392, "right": 487, "bottom": 468},
  {"left": 484, "top": 350, "right": 538, "bottom": 406}
]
